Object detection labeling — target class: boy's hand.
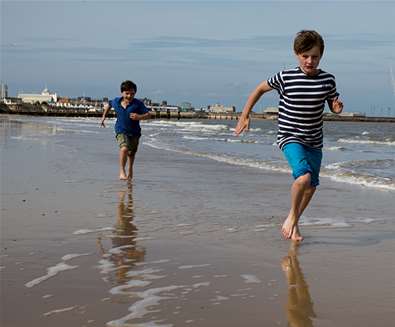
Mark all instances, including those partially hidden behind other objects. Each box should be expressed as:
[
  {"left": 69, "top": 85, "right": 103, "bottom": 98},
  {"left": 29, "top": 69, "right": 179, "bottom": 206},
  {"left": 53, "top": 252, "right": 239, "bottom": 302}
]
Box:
[
  {"left": 234, "top": 115, "right": 250, "bottom": 135},
  {"left": 100, "top": 120, "right": 106, "bottom": 128},
  {"left": 331, "top": 97, "right": 343, "bottom": 114},
  {"left": 130, "top": 113, "right": 140, "bottom": 120}
]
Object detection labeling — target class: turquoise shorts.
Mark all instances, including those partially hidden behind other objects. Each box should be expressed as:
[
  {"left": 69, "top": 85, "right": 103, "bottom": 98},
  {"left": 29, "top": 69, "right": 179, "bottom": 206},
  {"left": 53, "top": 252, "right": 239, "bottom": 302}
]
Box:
[{"left": 282, "top": 143, "right": 322, "bottom": 187}]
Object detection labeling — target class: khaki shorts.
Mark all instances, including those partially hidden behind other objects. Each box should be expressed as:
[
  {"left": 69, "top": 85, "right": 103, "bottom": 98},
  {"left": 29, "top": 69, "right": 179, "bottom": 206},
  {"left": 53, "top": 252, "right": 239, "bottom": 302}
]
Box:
[{"left": 116, "top": 133, "right": 140, "bottom": 155}]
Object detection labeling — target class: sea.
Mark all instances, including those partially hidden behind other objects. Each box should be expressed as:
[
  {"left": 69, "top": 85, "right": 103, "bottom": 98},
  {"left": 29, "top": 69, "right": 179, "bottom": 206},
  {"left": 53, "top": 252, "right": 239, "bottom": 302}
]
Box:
[
  {"left": 4, "top": 115, "right": 395, "bottom": 191},
  {"left": 142, "top": 119, "right": 395, "bottom": 191}
]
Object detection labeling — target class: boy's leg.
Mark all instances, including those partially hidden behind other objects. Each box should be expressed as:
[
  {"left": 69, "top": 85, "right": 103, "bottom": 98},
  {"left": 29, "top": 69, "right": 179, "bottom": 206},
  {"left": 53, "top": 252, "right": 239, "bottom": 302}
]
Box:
[
  {"left": 282, "top": 173, "right": 312, "bottom": 241},
  {"left": 116, "top": 134, "right": 129, "bottom": 180},
  {"left": 126, "top": 135, "right": 140, "bottom": 180},
  {"left": 289, "top": 184, "right": 316, "bottom": 241},
  {"left": 119, "top": 146, "right": 129, "bottom": 180},
  {"left": 127, "top": 153, "right": 136, "bottom": 180},
  {"left": 282, "top": 143, "right": 321, "bottom": 241}
]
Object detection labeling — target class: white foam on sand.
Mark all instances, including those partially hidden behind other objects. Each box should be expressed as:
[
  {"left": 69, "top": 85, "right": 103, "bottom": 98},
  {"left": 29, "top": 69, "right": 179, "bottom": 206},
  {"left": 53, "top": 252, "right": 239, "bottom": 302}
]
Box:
[
  {"left": 97, "top": 259, "right": 117, "bottom": 274},
  {"left": 73, "top": 227, "right": 114, "bottom": 235},
  {"left": 211, "top": 295, "right": 229, "bottom": 302},
  {"left": 25, "top": 262, "right": 78, "bottom": 288},
  {"left": 106, "top": 285, "right": 184, "bottom": 327},
  {"left": 241, "top": 274, "right": 262, "bottom": 284},
  {"left": 135, "top": 259, "right": 171, "bottom": 266},
  {"left": 126, "top": 267, "right": 164, "bottom": 278},
  {"left": 108, "top": 245, "right": 135, "bottom": 254},
  {"left": 61, "top": 253, "right": 91, "bottom": 261},
  {"left": 43, "top": 306, "right": 76, "bottom": 316},
  {"left": 110, "top": 280, "right": 152, "bottom": 295},
  {"left": 178, "top": 264, "right": 211, "bottom": 270},
  {"left": 192, "top": 282, "right": 210, "bottom": 288},
  {"left": 300, "top": 216, "right": 379, "bottom": 228}
]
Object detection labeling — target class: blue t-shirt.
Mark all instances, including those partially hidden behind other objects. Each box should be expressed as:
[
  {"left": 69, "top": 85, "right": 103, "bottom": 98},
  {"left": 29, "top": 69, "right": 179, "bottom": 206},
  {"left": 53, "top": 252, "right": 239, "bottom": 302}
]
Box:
[{"left": 110, "top": 97, "right": 149, "bottom": 137}]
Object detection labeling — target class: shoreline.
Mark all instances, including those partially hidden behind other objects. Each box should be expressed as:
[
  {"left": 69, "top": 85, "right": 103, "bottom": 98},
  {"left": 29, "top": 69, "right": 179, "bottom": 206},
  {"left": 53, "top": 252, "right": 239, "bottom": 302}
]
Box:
[{"left": 1, "top": 103, "right": 395, "bottom": 123}]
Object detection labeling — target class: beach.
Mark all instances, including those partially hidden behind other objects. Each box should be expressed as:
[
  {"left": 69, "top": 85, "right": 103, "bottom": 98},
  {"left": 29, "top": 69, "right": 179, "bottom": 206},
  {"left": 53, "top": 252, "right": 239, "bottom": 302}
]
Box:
[{"left": 1, "top": 114, "right": 394, "bottom": 327}]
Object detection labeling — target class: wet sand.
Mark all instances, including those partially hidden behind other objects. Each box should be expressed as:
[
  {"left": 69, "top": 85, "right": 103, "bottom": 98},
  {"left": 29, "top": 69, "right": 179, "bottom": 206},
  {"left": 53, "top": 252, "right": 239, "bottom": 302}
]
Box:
[{"left": 1, "top": 115, "right": 395, "bottom": 326}]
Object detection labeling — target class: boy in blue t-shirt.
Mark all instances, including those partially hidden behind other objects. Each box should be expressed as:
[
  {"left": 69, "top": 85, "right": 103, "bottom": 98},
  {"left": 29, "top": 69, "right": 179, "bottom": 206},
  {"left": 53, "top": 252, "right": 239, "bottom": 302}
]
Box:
[
  {"left": 235, "top": 30, "right": 344, "bottom": 242},
  {"left": 101, "top": 80, "right": 150, "bottom": 180}
]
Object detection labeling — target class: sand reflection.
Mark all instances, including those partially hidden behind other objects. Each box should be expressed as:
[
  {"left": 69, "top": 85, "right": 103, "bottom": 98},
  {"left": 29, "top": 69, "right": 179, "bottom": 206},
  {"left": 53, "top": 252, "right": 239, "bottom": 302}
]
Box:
[
  {"left": 97, "top": 182, "right": 146, "bottom": 284},
  {"left": 282, "top": 243, "right": 316, "bottom": 327}
]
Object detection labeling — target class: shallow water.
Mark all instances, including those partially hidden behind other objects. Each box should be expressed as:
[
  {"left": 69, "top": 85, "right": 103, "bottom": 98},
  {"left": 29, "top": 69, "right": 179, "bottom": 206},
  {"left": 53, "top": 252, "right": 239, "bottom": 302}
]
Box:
[{"left": 1, "top": 114, "right": 395, "bottom": 327}]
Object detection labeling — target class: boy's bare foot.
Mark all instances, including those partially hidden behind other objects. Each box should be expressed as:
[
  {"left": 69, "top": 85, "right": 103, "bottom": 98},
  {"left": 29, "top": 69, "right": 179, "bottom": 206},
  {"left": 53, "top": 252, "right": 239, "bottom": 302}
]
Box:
[
  {"left": 119, "top": 172, "right": 128, "bottom": 180},
  {"left": 281, "top": 217, "right": 296, "bottom": 239},
  {"left": 291, "top": 225, "right": 304, "bottom": 242}
]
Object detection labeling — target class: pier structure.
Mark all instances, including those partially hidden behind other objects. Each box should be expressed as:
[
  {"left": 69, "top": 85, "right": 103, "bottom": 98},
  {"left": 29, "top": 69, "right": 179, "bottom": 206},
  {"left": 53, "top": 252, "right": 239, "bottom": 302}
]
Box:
[{"left": 1, "top": 102, "right": 395, "bottom": 123}]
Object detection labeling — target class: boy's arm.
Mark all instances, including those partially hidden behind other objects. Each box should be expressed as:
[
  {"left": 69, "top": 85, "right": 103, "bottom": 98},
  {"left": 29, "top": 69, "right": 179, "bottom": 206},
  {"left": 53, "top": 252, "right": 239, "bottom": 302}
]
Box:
[
  {"left": 100, "top": 102, "right": 110, "bottom": 127},
  {"left": 235, "top": 81, "right": 273, "bottom": 135},
  {"left": 130, "top": 102, "right": 151, "bottom": 121},
  {"left": 130, "top": 111, "right": 151, "bottom": 121},
  {"left": 327, "top": 97, "right": 344, "bottom": 114}
]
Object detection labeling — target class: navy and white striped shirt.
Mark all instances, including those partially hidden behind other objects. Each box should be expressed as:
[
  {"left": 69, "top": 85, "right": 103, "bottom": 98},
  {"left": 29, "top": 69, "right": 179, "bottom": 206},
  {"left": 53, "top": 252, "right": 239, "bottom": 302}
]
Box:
[{"left": 267, "top": 67, "right": 338, "bottom": 149}]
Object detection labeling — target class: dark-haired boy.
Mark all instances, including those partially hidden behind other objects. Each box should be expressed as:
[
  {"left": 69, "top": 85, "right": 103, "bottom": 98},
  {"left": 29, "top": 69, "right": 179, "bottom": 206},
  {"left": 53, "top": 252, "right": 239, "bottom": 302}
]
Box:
[
  {"left": 101, "top": 80, "right": 150, "bottom": 180},
  {"left": 235, "top": 30, "right": 344, "bottom": 241}
]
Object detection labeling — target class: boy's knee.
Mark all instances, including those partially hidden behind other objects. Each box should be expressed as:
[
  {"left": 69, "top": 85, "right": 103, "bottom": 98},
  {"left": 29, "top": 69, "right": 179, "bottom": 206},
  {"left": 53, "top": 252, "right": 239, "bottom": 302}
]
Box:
[
  {"left": 306, "top": 185, "right": 316, "bottom": 195},
  {"left": 120, "top": 146, "right": 129, "bottom": 154},
  {"left": 295, "top": 173, "right": 311, "bottom": 188}
]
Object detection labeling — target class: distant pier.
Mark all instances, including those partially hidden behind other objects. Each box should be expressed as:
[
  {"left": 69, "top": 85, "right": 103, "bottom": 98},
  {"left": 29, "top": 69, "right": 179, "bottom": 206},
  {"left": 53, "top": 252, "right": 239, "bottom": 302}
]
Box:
[{"left": 1, "top": 102, "right": 395, "bottom": 123}]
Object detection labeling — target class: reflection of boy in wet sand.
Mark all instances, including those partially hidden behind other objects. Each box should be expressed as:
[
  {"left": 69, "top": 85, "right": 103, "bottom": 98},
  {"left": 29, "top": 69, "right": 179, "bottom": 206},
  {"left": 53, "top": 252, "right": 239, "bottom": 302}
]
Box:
[
  {"left": 281, "top": 243, "right": 316, "bottom": 327},
  {"left": 97, "top": 184, "right": 145, "bottom": 283}
]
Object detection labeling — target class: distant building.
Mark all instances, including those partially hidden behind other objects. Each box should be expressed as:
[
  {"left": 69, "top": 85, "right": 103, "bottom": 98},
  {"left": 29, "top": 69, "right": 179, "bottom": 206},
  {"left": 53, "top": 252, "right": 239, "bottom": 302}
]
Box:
[
  {"left": 324, "top": 112, "right": 366, "bottom": 118},
  {"left": 0, "top": 83, "right": 8, "bottom": 99},
  {"left": 263, "top": 106, "right": 278, "bottom": 116},
  {"left": 3, "top": 97, "right": 23, "bottom": 105},
  {"left": 18, "top": 88, "right": 58, "bottom": 104},
  {"left": 208, "top": 104, "right": 236, "bottom": 113},
  {"left": 143, "top": 98, "right": 180, "bottom": 112},
  {"left": 179, "top": 102, "right": 194, "bottom": 112}
]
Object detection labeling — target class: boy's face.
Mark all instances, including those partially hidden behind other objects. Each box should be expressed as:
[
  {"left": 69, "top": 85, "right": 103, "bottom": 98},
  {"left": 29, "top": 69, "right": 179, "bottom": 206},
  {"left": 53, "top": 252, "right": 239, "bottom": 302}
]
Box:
[
  {"left": 121, "top": 89, "right": 136, "bottom": 102},
  {"left": 295, "top": 45, "right": 322, "bottom": 76}
]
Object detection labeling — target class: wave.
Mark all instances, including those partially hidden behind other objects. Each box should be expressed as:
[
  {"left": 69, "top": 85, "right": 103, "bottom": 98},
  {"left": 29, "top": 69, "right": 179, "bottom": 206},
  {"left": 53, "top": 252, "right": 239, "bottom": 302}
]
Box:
[
  {"left": 144, "top": 138, "right": 289, "bottom": 174},
  {"left": 324, "top": 146, "right": 347, "bottom": 151},
  {"left": 323, "top": 159, "right": 395, "bottom": 191},
  {"left": 325, "top": 159, "right": 395, "bottom": 170},
  {"left": 143, "top": 120, "right": 229, "bottom": 132},
  {"left": 337, "top": 138, "right": 395, "bottom": 146},
  {"left": 182, "top": 135, "right": 258, "bottom": 144},
  {"left": 145, "top": 138, "right": 395, "bottom": 191}
]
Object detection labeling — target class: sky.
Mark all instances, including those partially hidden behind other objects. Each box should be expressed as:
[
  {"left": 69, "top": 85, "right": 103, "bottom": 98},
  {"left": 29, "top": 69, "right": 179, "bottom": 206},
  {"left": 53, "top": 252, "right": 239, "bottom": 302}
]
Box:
[{"left": 1, "top": 1, "right": 395, "bottom": 115}]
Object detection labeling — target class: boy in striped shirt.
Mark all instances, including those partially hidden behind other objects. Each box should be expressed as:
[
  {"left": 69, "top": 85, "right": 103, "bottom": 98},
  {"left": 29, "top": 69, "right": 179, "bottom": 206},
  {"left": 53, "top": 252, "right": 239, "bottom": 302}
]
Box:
[{"left": 235, "top": 30, "right": 343, "bottom": 242}]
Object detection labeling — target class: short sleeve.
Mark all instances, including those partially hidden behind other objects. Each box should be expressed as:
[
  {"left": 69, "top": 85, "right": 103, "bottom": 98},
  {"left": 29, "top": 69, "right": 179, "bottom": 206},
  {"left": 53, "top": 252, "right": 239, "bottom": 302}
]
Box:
[
  {"left": 267, "top": 72, "right": 283, "bottom": 93},
  {"left": 138, "top": 101, "right": 149, "bottom": 114},
  {"left": 326, "top": 77, "right": 339, "bottom": 101},
  {"left": 109, "top": 97, "right": 119, "bottom": 109}
]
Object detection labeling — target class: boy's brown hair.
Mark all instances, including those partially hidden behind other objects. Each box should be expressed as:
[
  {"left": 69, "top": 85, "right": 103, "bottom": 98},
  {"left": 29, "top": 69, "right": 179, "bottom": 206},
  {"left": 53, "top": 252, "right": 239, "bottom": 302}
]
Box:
[
  {"left": 294, "top": 30, "right": 325, "bottom": 55},
  {"left": 121, "top": 80, "right": 137, "bottom": 93}
]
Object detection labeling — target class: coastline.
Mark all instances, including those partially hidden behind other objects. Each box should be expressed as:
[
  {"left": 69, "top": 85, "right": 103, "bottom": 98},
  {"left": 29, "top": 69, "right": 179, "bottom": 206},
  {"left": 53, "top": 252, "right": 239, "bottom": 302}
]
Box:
[
  {"left": 1, "top": 115, "right": 395, "bottom": 326},
  {"left": 1, "top": 103, "right": 395, "bottom": 123}
]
